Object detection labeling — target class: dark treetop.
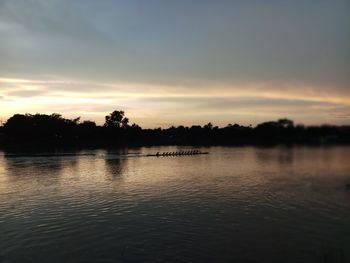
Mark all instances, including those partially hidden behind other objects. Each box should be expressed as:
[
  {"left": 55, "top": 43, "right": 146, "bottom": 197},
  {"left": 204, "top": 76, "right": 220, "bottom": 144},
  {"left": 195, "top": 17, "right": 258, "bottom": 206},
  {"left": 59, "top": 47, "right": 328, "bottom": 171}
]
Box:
[{"left": 0, "top": 110, "right": 349, "bottom": 149}]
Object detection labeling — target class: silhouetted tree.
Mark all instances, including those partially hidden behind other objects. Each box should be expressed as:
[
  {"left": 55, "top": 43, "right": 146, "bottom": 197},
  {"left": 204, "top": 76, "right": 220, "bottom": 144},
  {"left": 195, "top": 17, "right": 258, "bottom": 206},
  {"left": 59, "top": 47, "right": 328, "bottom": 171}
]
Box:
[
  {"left": 104, "top": 111, "right": 129, "bottom": 128},
  {"left": 80, "top": 120, "right": 96, "bottom": 128},
  {"left": 204, "top": 122, "right": 213, "bottom": 130},
  {"left": 278, "top": 118, "right": 294, "bottom": 128},
  {"left": 3, "top": 113, "right": 80, "bottom": 140},
  {"left": 1, "top": 113, "right": 349, "bottom": 147}
]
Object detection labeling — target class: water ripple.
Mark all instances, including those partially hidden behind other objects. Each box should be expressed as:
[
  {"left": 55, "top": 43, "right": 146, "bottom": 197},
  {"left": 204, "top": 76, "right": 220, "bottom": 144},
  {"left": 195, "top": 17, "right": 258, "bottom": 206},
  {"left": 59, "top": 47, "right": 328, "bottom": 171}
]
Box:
[{"left": 0, "top": 146, "right": 350, "bottom": 263}]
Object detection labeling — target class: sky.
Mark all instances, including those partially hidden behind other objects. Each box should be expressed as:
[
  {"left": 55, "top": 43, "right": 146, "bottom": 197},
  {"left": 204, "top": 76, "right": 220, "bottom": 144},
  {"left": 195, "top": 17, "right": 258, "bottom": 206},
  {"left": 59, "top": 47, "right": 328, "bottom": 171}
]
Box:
[{"left": 0, "top": 0, "right": 349, "bottom": 127}]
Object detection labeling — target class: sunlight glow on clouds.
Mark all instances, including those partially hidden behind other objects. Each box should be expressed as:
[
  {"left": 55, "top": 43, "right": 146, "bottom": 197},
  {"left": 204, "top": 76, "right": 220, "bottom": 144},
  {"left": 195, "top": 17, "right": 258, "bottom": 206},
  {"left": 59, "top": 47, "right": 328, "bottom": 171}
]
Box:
[
  {"left": 0, "top": 0, "right": 349, "bottom": 127},
  {"left": 0, "top": 77, "right": 349, "bottom": 127}
]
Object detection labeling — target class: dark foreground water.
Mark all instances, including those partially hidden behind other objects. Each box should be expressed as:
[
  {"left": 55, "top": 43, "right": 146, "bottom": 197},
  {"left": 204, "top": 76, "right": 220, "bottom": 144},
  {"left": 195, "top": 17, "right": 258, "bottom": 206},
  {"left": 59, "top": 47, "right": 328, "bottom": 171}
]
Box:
[{"left": 0, "top": 146, "right": 350, "bottom": 263}]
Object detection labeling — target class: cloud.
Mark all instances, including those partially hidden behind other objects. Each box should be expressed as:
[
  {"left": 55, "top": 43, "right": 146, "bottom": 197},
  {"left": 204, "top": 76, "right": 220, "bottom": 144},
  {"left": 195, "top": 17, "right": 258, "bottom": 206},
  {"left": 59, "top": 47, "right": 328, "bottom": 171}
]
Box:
[
  {"left": 4, "top": 89, "right": 48, "bottom": 98},
  {"left": 0, "top": 77, "right": 349, "bottom": 127},
  {"left": 331, "top": 112, "right": 350, "bottom": 120},
  {"left": 0, "top": 0, "right": 349, "bottom": 89},
  {"left": 0, "top": 1, "right": 349, "bottom": 126}
]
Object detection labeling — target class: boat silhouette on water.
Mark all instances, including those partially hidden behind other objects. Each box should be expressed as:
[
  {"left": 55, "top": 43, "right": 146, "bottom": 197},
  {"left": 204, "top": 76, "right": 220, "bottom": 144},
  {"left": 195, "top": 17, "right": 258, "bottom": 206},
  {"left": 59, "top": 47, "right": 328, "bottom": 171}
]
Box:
[{"left": 147, "top": 150, "right": 209, "bottom": 157}]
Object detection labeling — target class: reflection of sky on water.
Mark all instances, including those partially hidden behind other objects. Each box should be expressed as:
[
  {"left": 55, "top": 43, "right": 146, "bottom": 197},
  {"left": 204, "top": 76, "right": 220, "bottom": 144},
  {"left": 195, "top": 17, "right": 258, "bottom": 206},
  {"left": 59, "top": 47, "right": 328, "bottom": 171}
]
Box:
[{"left": 0, "top": 146, "right": 349, "bottom": 262}]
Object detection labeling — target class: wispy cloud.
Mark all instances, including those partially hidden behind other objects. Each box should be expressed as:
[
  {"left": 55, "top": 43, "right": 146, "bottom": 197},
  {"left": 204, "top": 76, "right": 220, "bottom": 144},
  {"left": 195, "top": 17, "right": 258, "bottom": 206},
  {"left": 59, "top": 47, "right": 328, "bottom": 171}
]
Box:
[
  {"left": 0, "top": 1, "right": 349, "bottom": 126},
  {"left": 0, "top": 77, "right": 349, "bottom": 127}
]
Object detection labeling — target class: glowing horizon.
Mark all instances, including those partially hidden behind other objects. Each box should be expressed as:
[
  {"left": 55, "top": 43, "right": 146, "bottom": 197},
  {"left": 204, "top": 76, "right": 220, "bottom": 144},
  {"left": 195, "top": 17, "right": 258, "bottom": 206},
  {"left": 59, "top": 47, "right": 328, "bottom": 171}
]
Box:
[
  {"left": 0, "top": 1, "right": 349, "bottom": 127},
  {"left": 1, "top": 77, "right": 349, "bottom": 128}
]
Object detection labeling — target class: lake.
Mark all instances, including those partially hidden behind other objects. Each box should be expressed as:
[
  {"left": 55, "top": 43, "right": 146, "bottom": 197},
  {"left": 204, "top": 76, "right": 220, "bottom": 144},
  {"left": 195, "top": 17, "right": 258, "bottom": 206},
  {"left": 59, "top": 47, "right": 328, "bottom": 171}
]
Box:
[{"left": 1, "top": 146, "right": 350, "bottom": 263}]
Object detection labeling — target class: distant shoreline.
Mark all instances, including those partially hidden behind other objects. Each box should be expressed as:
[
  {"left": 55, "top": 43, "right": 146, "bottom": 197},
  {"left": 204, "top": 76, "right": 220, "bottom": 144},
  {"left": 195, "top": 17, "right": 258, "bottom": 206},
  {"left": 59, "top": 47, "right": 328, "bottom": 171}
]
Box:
[
  {"left": 1, "top": 138, "right": 349, "bottom": 153},
  {"left": 0, "top": 112, "right": 349, "bottom": 150}
]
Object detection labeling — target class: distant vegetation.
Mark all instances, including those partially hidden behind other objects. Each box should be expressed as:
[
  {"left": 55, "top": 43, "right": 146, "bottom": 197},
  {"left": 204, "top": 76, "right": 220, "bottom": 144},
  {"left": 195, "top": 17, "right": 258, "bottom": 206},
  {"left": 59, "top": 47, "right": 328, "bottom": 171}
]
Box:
[{"left": 0, "top": 110, "right": 349, "bottom": 148}]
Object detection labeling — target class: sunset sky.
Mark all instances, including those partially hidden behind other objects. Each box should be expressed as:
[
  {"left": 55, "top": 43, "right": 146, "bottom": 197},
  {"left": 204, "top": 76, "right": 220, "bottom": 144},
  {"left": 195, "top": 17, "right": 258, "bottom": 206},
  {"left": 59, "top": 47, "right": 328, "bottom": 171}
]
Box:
[{"left": 0, "top": 0, "right": 349, "bottom": 127}]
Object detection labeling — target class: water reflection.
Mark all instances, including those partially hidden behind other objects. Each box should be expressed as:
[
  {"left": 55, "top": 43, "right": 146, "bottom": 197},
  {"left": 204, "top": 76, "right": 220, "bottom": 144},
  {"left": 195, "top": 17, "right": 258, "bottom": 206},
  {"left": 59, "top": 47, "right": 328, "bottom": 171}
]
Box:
[
  {"left": 104, "top": 156, "right": 125, "bottom": 180},
  {"left": 0, "top": 146, "right": 349, "bottom": 263}
]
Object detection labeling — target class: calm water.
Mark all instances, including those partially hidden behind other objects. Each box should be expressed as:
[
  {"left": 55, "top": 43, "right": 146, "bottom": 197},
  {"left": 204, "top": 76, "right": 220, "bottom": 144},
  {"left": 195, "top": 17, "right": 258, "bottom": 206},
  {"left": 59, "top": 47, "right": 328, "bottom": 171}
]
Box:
[{"left": 0, "top": 146, "right": 350, "bottom": 263}]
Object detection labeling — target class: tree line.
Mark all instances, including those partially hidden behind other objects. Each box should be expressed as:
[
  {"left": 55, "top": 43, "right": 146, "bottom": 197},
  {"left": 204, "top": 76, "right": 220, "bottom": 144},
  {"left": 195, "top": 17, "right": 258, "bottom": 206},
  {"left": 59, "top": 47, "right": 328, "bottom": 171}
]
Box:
[{"left": 0, "top": 110, "right": 349, "bottom": 148}]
